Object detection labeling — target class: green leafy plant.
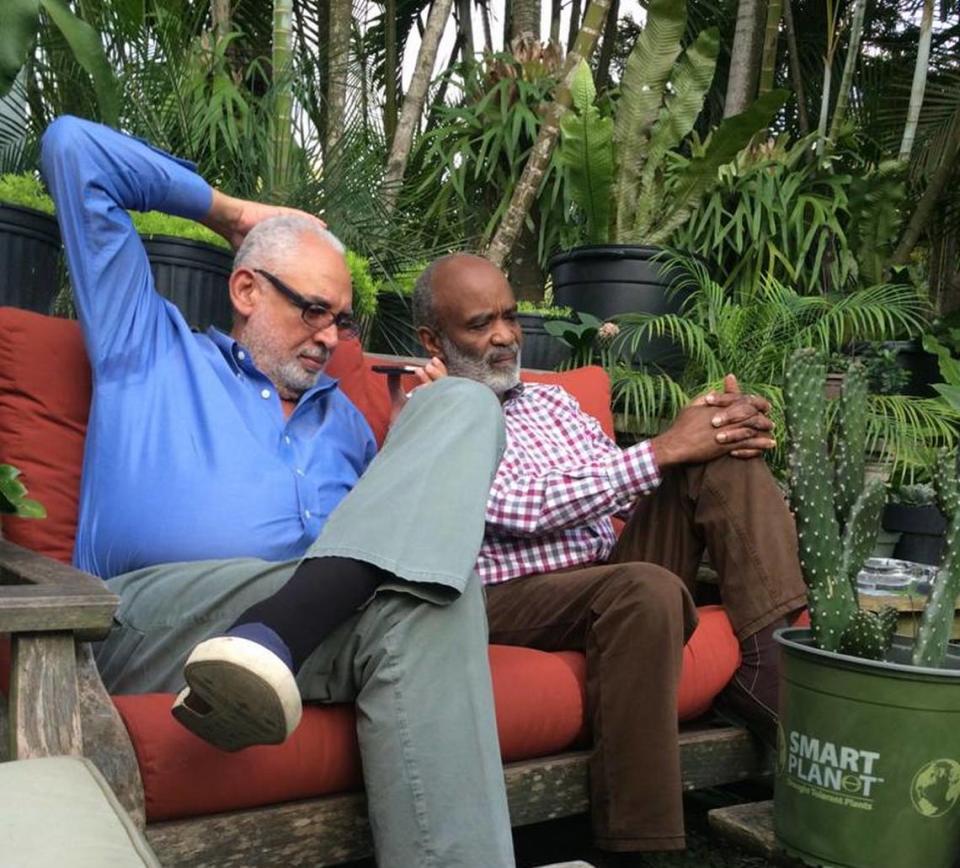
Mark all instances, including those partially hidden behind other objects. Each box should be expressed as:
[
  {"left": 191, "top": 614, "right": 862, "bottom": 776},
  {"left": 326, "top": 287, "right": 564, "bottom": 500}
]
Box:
[
  {"left": 346, "top": 250, "right": 379, "bottom": 325},
  {"left": 785, "top": 348, "right": 960, "bottom": 669},
  {"left": 607, "top": 254, "right": 957, "bottom": 473},
  {"left": 130, "top": 211, "right": 230, "bottom": 249},
  {"left": 0, "top": 464, "right": 45, "bottom": 518},
  {"left": 891, "top": 482, "right": 937, "bottom": 507},
  {"left": 556, "top": 0, "right": 787, "bottom": 246},
  {"left": 829, "top": 346, "right": 911, "bottom": 396},
  {"left": 544, "top": 313, "right": 605, "bottom": 367},
  {"left": 0, "top": 172, "right": 55, "bottom": 213},
  {"left": 922, "top": 333, "right": 960, "bottom": 412},
  {"left": 516, "top": 300, "right": 574, "bottom": 319},
  {"left": 1, "top": 0, "right": 119, "bottom": 124}
]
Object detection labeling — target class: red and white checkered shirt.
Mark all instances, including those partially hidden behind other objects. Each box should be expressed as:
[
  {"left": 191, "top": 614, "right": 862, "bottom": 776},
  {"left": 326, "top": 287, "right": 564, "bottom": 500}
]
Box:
[{"left": 479, "top": 382, "right": 661, "bottom": 585}]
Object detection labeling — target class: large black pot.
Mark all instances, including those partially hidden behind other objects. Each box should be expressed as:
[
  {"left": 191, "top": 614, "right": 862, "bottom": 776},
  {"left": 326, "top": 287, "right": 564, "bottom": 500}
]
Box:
[
  {"left": 883, "top": 502, "right": 948, "bottom": 566},
  {"left": 0, "top": 203, "right": 62, "bottom": 313},
  {"left": 548, "top": 244, "right": 686, "bottom": 372},
  {"left": 142, "top": 236, "right": 233, "bottom": 331},
  {"left": 518, "top": 312, "right": 571, "bottom": 371},
  {"left": 369, "top": 291, "right": 422, "bottom": 357},
  {"left": 885, "top": 339, "right": 940, "bottom": 398}
]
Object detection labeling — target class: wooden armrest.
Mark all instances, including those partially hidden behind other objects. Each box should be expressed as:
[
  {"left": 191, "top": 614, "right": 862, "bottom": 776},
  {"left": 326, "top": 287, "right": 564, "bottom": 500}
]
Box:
[{"left": 0, "top": 540, "right": 117, "bottom": 640}]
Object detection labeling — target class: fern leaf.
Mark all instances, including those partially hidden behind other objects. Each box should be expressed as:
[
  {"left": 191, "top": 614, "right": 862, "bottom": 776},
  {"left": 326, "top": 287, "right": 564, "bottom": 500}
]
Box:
[{"left": 558, "top": 61, "right": 614, "bottom": 244}]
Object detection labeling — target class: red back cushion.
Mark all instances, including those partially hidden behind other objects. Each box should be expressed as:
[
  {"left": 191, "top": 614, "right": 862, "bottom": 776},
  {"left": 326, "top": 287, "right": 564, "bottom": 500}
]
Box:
[{"left": 0, "top": 308, "right": 90, "bottom": 562}]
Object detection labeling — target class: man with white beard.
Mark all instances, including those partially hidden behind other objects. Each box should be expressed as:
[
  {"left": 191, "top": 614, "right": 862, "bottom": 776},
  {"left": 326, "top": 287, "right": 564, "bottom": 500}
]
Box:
[{"left": 409, "top": 253, "right": 807, "bottom": 863}]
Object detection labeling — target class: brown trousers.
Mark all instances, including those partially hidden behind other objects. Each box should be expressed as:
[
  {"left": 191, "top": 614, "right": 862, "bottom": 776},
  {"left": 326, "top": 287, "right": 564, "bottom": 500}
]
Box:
[{"left": 485, "top": 455, "right": 807, "bottom": 852}]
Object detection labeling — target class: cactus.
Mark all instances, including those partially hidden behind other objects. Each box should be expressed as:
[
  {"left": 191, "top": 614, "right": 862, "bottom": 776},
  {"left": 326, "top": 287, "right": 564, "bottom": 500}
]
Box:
[
  {"left": 912, "top": 451, "right": 960, "bottom": 668},
  {"left": 785, "top": 349, "right": 895, "bottom": 657}
]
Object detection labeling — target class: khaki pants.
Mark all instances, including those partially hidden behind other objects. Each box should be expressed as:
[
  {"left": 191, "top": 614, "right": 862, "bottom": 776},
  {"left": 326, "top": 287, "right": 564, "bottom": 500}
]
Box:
[
  {"left": 95, "top": 378, "right": 516, "bottom": 868},
  {"left": 486, "top": 455, "right": 807, "bottom": 852}
]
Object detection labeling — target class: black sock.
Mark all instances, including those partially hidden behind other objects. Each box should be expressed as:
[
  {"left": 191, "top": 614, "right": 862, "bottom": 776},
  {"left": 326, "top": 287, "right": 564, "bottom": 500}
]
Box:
[{"left": 230, "top": 557, "right": 389, "bottom": 671}]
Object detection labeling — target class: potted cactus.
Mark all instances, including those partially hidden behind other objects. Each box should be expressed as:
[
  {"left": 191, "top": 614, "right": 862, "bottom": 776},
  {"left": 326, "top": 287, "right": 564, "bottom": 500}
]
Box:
[{"left": 774, "top": 348, "right": 960, "bottom": 868}]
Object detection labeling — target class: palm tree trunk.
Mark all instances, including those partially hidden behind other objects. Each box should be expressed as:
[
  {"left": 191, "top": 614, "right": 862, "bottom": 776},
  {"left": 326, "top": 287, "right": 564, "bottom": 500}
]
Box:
[
  {"left": 384, "top": 0, "right": 399, "bottom": 148},
  {"left": 511, "top": 0, "right": 541, "bottom": 39},
  {"left": 382, "top": 0, "right": 455, "bottom": 212},
  {"left": 899, "top": 0, "right": 935, "bottom": 161},
  {"left": 485, "top": 0, "right": 611, "bottom": 268},
  {"left": 567, "top": 0, "right": 582, "bottom": 52},
  {"left": 724, "top": 0, "right": 766, "bottom": 117},
  {"left": 457, "top": 0, "right": 475, "bottom": 61},
  {"left": 211, "top": 0, "right": 231, "bottom": 39},
  {"left": 782, "top": 0, "right": 809, "bottom": 133},
  {"left": 892, "top": 116, "right": 960, "bottom": 266},
  {"left": 269, "top": 0, "right": 294, "bottom": 198},
  {"left": 480, "top": 1, "right": 494, "bottom": 51},
  {"left": 595, "top": 0, "right": 619, "bottom": 92},
  {"left": 828, "top": 0, "right": 866, "bottom": 142},
  {"left": 757, "top": 0, "right": 781, "bottom": 96},
  {"left": 326, "top": 0, "right": 351, "bottom": 158},
  {"left": 815, "top": 0, "right": 841, "bottom": 155},
  {"left": 550, "top": 0, "right": 562, "bottom": 44}
]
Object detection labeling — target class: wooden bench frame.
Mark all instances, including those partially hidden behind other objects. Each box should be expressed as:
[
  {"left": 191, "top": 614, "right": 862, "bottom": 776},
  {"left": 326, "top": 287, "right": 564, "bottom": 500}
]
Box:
[{"left": 0, "top": 537, "right": 769, "bottom": 867}]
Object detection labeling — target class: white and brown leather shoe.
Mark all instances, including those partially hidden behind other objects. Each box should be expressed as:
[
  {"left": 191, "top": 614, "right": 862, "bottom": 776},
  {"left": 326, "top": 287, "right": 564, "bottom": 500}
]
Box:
[{"left": 171, "top": 636, "right": 302, "bottom": 752}]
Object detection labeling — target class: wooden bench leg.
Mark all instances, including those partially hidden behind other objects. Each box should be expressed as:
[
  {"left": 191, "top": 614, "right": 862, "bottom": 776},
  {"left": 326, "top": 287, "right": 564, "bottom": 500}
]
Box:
[{"left": 9, "top": 632, "right": 83, "bottom": 758}]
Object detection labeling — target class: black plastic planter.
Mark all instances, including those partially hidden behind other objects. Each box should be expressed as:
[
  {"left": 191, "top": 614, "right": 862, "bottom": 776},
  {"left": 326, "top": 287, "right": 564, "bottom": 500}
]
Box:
[
  {"left": 548, "top": 244, "right": 685, "bottom": 372},
  {"left": 518, "top": 313, "right": 571, "bottom": 371},
  {"left": 883, "top": 503, "right": 948, "bottom": 566},
  {"left": 369, "top": 291, "right": 422, "bottom": 357},
  {"left": 142, "top": 236, "right": 234, "bottom": 331},
  {"left": 0, "top": 203, "right": 62, "bottom": 313}
]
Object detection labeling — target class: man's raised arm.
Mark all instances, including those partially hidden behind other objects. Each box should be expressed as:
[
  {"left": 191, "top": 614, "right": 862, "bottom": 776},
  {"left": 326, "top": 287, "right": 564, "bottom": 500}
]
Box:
[{"left": 40, "top": 116, "right": 212, "bottom": 368}]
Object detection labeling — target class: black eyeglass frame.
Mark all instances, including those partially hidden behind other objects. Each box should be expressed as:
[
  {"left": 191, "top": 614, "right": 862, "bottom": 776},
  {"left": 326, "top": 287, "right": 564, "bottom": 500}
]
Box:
[{"left": 254, "top": 268, "right": 359, "bottom": 338}]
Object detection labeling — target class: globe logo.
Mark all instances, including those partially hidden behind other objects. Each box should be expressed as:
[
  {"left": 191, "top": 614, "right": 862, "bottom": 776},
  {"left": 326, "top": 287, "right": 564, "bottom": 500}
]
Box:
[{"left": 911, "top": 759, "right": 960, "bottom": 819}]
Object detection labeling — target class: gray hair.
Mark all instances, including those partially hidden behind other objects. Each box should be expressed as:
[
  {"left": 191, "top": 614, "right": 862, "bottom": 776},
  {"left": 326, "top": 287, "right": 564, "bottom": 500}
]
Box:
[{"left": 233, "top": 215, "right": 345, "bottom": 273}]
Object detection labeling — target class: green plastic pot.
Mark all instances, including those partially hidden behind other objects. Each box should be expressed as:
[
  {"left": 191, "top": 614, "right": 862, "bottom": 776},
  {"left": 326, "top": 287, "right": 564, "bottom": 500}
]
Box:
[{"left": 775, "top": 627, "right": 960, "bottom": 867}]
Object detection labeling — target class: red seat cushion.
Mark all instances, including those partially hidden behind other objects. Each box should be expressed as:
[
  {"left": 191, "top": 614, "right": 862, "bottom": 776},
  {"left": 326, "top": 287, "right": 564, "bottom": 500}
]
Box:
[{"left": 113, "top": 609, "right": 738, "bottom": 822}]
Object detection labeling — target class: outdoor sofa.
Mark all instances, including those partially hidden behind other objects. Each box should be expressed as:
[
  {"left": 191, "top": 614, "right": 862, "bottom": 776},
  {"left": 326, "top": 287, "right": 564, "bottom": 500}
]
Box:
[{"left": 0, "top": 305, "right": 767, "bottom": 866}]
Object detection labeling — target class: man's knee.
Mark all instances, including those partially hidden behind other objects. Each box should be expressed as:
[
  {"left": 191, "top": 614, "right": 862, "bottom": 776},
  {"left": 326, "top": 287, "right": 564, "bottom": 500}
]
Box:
[{"left": 599, "top": 563, "right": 698, "bottom": 635}]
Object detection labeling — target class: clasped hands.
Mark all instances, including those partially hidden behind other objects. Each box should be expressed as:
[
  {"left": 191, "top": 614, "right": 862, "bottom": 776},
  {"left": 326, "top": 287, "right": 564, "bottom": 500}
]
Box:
[{"left": 651, "top": 374, "right": 775, "bottom": 469}]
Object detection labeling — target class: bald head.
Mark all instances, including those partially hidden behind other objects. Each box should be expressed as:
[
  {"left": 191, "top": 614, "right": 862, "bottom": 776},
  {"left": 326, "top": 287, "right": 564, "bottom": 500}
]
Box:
[
  {"left": 414, "top": 253, "right": 522, "bottom": 396},
  {"left": 412, "top": 253, "right": 512, "bottom": 329}
]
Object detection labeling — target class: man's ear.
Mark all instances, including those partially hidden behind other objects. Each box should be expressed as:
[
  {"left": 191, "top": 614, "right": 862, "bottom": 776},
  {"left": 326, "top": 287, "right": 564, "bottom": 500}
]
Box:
[
  {"left": 417, "top": 325, "right": 444, "bottom": 360},
  {"left": 229, "top": 268, "right": 258, "bottom": 319}
]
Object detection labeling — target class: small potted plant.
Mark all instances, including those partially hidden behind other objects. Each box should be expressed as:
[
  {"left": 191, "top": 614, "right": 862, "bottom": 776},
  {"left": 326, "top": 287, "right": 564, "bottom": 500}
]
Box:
[
  {"left": 131, "top": 211, "right": 234, "bottom": 331},
  {"left": 884, "top": 482, "right": 947, "bottom": 566},
  {"left": 369, "top": 262, "right": 426, "bottom": 357},
  {"left": 0, "top": 173, "right": 61, "bottom": 313},
  {"left": 774, "top": 348, "right": 960, "bottom": 868},
  {"left": 548, "top": 0, "right": 784, "bottom": 348},
  {"left": 516, "top": 300, "right": 573, "bottom": 370}
]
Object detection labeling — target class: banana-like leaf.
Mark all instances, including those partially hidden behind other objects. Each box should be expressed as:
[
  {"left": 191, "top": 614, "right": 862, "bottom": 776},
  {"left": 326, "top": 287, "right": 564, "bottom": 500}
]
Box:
[
  {"left": 558, "top": 61, "right": 613, "bottom": 244},
  {"left": 0, "top": 0, "right": 39, "bottom": 97},
  {"left": 42, "top": 0, "right": 119, "bottom": 125},
  {"left": 633, "top": 27, "right": 719, "bottom": 240},
  {"left": 647, "top": 88, "right": 788, "bottom": 245},
  {"left": 613, "top": 0, "right": 685, "bottom": 238}
]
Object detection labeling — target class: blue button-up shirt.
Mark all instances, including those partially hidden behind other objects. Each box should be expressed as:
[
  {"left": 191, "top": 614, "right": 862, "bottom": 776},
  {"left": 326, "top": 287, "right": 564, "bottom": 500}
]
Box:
[{"left": 41, "top": 116, "right": 377, "bottom": 579}]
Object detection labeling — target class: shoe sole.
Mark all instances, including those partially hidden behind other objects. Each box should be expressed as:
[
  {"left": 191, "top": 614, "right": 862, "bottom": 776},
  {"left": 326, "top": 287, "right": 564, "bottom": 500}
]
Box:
[{"left": 171, "top": 637, "right": 302, "bottom": 752}]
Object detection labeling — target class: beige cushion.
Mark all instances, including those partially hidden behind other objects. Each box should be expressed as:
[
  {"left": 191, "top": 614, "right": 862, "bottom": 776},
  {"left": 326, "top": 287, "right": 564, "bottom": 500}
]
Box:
[{"left": 0, "top": 756, "right": 159, "bottom": 867}]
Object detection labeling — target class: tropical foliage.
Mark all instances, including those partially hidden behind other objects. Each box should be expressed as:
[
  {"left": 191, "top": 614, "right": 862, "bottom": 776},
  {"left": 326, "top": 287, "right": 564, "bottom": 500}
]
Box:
[
  {"left": 556, "top": 0, "right": 787, "bottom": 246},
  {"left": 605, "top": 254, "right": 958, "bottom": 474}
]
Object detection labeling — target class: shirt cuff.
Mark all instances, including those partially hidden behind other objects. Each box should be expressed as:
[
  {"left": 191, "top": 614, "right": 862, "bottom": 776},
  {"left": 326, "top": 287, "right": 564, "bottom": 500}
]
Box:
[{"left": 608, "top": 439, "right": 661, "bottom": 499}]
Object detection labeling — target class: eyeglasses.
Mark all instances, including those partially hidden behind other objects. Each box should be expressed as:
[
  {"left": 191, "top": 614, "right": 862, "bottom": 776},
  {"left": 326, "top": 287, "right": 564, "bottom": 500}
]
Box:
[{"left": 254, "top": 268, "right": 360, "bottom": 339}]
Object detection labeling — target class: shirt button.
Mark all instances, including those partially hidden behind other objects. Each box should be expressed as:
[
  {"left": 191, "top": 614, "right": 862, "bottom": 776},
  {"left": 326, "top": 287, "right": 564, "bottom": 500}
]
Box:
[
  {"left": 304, "top": 509, "right": 312, "bottom": 519},
  {"left": 295, "top": 468, "right": 304, "bottom": 476},
  {"left": 284, "top": 436, "right": 291, "bottom": 445},
  {"left": 261, "top": 388, "right": 271, "bottom": 399},
  {"left": 237, "top": 350, "right": 246, "bottom": 360}
]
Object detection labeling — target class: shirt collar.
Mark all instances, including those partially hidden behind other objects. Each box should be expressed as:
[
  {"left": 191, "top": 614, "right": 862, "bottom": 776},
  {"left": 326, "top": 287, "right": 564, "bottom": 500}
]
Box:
[
  {"left": 206, "top": 327, "right": 339, "bottom": 397},
  {"left": 502, "top": 381, "right": 526, "bottom": 403}
]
